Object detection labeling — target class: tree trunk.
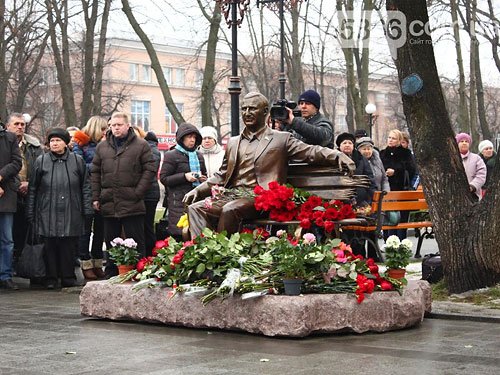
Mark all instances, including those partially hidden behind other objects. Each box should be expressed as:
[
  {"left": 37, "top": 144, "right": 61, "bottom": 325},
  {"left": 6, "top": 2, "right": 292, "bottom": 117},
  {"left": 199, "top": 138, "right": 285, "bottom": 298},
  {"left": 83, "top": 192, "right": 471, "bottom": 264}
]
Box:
[
  {"left": 80, "top": 0, "right": 98, "bottom": 127},
  {"left": 449, "top": 0, "right": 469, "bottom": 131},
  {"left": 474, "top": 42, "right": 491, "bottom": 141},
  {"left": 467, "top": 0, "right": 479, "bottom": 144},
  {"left": 386, "top": 0, "right": 500, "bottom": 293},
  {"left": 46, "top": 0, "right": 78, "bottom": 128},
  {"left": 121, "top": 0, "right": 184, "bottom": 126},
  {"left": 92, "top": 0, "right": 111, "bottom": 116},
  {"left": 198, "top": 0, "right": 221, "bottom": 129}
]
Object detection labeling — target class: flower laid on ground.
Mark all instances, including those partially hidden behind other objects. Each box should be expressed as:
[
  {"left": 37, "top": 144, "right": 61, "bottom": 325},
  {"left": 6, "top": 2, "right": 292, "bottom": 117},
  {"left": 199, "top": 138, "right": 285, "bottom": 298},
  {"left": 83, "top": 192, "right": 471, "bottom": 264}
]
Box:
[
  {"left": 107, "top": 237, "right": 139, "bottom": 266},
  {"left": 384, "top": 235, "right": 413, "bottom": 270},
  {"left": 111, "top": 228, "right": 404, "bottom": 305}
]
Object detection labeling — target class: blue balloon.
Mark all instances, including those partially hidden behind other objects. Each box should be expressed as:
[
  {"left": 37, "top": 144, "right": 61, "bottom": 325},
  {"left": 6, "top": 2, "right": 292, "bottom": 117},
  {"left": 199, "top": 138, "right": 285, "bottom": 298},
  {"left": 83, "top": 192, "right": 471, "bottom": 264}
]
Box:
[{"left": 402, "top": 74, "right": 424, "bottom": 96}]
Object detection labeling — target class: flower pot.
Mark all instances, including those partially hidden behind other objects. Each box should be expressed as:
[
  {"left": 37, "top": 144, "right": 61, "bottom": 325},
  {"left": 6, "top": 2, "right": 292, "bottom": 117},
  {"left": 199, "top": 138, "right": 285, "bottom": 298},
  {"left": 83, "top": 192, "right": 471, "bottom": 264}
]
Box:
[
  {"left": 282, "top": 278, "right": 303, "bottom": 295},
  {"left": 118, "top": 264, "right": 135, "bottom": 275},
  {"left": 387, "top": 268, "right": 406, "bottom": 279}
]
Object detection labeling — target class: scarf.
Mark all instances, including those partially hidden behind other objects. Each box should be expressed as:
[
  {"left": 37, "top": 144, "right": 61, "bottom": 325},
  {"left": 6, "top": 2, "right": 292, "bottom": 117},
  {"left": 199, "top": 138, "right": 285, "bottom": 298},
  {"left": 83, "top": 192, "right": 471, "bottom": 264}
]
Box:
[
  {"left": 199, "top": 143, "right": 222, "bottom": 155},
  {"left": 175, "top": 144, "right": 201, "bottom": 187}
]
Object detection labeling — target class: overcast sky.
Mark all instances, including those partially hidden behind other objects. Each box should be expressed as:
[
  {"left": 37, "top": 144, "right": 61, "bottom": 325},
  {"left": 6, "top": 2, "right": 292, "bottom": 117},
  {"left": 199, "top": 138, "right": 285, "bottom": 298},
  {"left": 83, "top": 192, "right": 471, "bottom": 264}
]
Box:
[{"left": 106, "top": 1, "right": 500, "bottom": 86}]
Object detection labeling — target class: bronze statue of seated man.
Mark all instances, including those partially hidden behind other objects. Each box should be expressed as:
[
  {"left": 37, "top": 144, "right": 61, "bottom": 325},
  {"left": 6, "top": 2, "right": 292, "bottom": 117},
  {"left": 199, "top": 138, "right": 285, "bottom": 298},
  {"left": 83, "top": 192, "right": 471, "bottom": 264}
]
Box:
[{"left": 182, "top": 92, "right": 355, "bottom": 238}]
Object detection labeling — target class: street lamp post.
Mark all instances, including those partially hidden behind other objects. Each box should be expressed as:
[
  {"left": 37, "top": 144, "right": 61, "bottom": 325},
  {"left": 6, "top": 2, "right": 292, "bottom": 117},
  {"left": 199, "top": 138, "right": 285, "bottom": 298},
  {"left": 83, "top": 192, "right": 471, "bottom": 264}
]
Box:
[
  {"left": 216, "top": 0, "right": 250, "bottom": 136},
  {"left": 365, "top": 103, "right": 376, "bottom": 139}
]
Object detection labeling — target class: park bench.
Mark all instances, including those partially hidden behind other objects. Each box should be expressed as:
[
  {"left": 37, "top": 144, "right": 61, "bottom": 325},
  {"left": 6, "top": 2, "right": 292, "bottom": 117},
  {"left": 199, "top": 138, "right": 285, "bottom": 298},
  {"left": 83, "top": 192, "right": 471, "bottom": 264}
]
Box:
[{"left": 337, "top": 190, "right": 434, "bottom": 259}]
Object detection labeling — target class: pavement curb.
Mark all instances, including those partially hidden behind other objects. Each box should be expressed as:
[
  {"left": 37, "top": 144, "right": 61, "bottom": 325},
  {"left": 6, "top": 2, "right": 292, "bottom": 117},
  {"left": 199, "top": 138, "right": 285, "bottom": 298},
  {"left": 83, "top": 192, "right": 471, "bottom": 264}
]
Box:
[{"left": 425, "top": 311, "right": 500, "bottom": 324}]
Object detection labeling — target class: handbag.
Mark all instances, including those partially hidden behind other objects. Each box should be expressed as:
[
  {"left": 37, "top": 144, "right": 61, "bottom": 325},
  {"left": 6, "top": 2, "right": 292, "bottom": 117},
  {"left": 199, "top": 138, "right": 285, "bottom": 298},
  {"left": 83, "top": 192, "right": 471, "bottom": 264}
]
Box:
[
  {"left": 16, "top": 226, "right": 46, "bottom": 279},
  {"left": 421, "top": 253, "right": 443, "bottom": 284},
  {"left": 403, "top": 170, "right": 412, "bottom": 191}
]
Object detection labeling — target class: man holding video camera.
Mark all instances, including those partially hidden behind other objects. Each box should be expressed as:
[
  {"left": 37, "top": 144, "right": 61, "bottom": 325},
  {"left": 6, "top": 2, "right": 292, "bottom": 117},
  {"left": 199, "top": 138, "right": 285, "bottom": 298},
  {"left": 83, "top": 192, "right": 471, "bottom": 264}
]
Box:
[{"left": 274, "top": 89, "right": 334, "bottom": 148}]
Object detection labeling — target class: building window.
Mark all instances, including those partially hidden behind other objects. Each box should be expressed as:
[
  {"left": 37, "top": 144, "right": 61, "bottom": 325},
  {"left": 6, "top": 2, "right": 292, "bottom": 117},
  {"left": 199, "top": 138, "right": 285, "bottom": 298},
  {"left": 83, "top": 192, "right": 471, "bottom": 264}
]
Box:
[
  {"left": 195, "top": 70, "right": 203, "bottom": 88},
  {"left": 131, "top": 100, "right": 151, "bottom": 131},
  {"left": 165, "top": 103, "right": 184, "bottom": 134},
  {"left": 129, "top": 63, "right": 138, "bottom": 81},
  {"left": 174, "top": 68, "right": 185, "bottom": 86},
  {"left": 142, "top": 64, "right": 151, "bottom": 83},
  {"left": 162, "top": 67, "right": 172, "bottom": 85}
]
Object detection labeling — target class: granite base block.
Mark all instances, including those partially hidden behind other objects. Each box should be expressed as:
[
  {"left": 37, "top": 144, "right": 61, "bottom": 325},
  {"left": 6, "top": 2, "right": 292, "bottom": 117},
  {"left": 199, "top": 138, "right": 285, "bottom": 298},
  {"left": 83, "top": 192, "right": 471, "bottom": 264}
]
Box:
[{"left": 80, "top": 280, "right": 432, "bottom": 337}]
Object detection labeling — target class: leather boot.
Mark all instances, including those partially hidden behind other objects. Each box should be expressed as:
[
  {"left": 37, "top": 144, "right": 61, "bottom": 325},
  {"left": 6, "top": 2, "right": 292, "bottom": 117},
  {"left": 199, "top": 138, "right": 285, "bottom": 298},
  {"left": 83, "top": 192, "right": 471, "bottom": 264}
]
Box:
[
  {"left": 93, "top": 259, "right": 105, "bottom": 279},
  {"left": 81, "top": 260, "right": 97, "bottom": 280}
]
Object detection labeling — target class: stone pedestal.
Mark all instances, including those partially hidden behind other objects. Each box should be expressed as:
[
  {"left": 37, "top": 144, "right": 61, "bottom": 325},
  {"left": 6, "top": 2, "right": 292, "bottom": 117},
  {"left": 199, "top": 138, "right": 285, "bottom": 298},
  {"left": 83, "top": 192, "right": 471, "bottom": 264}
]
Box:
[{"left": 80, "top": 280, "right": 432, "bottom": 337}]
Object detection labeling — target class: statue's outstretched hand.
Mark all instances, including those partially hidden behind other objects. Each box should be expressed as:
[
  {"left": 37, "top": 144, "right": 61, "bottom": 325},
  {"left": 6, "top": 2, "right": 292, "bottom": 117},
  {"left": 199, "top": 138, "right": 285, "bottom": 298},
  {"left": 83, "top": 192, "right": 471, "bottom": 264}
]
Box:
[
  {"left": 338, "top": 153, "right": 356, "bottom": 175},
  {"left": 183, "top": 189, "right": 199, "bottom": 205}
]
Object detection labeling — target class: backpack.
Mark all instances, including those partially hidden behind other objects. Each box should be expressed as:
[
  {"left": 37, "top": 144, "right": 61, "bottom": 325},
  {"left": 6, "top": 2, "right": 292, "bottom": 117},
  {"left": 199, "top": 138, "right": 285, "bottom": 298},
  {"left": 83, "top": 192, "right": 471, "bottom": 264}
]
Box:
[{"left": 421, "top": 253, "right": 443, "bottom": 283}]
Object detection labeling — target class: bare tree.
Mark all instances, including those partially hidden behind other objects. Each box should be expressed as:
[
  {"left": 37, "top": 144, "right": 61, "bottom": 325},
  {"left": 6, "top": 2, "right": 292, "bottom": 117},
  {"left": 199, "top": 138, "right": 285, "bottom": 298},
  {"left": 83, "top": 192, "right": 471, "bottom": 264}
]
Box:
[{"left": 0, "top": 0, "right": 50, "bottom": 120}]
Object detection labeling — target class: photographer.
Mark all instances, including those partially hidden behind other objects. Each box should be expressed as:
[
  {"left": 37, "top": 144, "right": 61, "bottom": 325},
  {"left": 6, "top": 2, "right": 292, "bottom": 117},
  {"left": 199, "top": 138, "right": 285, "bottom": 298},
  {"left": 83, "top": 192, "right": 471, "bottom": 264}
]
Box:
[
  {"left": 160, "top": 123, "right": 207, "bottom": 241},
  {"left": 274, "top": 89, "right": 334, "bottom": 148}
]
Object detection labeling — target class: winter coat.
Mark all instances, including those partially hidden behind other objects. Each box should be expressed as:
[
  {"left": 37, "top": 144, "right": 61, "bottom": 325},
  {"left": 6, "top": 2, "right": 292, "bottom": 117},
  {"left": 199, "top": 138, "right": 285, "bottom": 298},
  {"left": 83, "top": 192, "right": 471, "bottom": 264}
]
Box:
[
  {"left": 160, "top": 123, "right": 207, "bottom": 237},
  {"left": 144, "top": 134, "right": 161, "bottom": 202},
  {"left": 0, "top": 128, "right": 22, "bottom": 213},
  {"left": 72, "top": 130, "right": 98, "bottom": 174},
  {"left": 380, "top": 146, "right": 416, "bottom": 191},
  {"left": 366, "top": 149, "right": 390, "bottom": 192},
  {"left": 198, "top": 143, "right": 225, "bottom": 177},
  {"left": 91, "top": 128, "right": 156, "bottom": 218},
  {"left": 461, "top": 151, "right": 486, "bottom": 199},
  {"left": 481, "top": 152, "right": 497, "bottom": 190},
  {"left": 26, "top": 149, "right": 92, "bottom": 237},
  {"left": 289, "top": 112, "right": 334, "bottom": 148},
  {"left": 349, "top": 149, "right": 376, "bottom": 205}
]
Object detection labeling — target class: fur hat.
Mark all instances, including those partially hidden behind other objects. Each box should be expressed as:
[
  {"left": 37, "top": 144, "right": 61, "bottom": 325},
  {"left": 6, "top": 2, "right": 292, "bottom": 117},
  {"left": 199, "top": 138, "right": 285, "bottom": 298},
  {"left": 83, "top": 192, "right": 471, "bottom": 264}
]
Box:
[
  {"left": 355, "top": 136, "right": 374, "bottom": 150},
  {"left": 298, "top": 89, "right": 321, "bottom": 110},
  {"left": 47, "top": 127, "right": 71, "bottom": 145},
  {"left": 199, "top": 126, "right": 218, "bottom": 142},
  {"left": 455, "top": 132, "right": 472, "bottom": 144},
  {"left": 478, "top": 140, "right": 494, "bottom": 154},
  {"left": 336, "top": 132, "right": 356, "bottom": 148}
]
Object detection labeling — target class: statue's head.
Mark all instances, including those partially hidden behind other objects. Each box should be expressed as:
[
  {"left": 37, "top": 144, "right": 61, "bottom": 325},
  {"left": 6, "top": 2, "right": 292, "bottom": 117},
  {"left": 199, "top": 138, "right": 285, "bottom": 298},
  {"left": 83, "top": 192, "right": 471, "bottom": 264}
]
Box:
[{"left": 240, "top": 92, "right": 269, "bottom": 132}]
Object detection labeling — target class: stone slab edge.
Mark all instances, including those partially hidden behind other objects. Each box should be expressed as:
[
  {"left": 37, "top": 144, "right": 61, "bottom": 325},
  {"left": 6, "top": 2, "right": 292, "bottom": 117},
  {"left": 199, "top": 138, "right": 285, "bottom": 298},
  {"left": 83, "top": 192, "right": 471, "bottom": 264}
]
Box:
[{"left": 80, "top": 280, "right": 432, "bottom": 337}]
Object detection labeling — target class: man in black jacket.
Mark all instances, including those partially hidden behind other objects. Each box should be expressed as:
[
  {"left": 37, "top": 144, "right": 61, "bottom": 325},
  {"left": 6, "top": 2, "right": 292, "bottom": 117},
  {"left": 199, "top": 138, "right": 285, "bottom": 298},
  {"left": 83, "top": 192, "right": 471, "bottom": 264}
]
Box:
[
  {"left": 91, "top": 112, "right": 155, "bottom": 278},
  {"left": 0, "top": 123, "right": 22, "bottom": 289},
  {"left": 274, "top": 89, "right": 334, "bottom": 148}
]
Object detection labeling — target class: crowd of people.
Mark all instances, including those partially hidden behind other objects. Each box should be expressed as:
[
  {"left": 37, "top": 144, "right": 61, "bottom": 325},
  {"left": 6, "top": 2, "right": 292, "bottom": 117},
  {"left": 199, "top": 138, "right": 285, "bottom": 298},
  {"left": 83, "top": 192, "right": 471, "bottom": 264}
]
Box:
[{"left": 0, "top": 90, "right": 497, "bottom": 290}]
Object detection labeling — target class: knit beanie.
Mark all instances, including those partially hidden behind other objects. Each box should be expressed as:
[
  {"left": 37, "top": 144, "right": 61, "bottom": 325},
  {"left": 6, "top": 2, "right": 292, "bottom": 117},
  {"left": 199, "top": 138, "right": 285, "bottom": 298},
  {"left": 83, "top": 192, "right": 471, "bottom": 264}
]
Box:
[
  {"left": 199, "top": 126, "right": 218, "bottom": 142},
  {"left": 478, "top": 140, "right": 494, "bottom": 154},
  {"left": 355, "top": 136, "right": 374, "bottom": 150},
  {"left": 47, "top": 127, "right": 71, "bottom": 145},
  {"left": 455, "top": 132, "right": 472, "bottom": 144},
  {"left": 354, "top": 129, "right": 368, "bottom": 138},
  {"left": 336, "top": 132, "right": 356, "bottom": 148},
  {"left": 298, "top": 89, "right": 321, "bottom": 110}
]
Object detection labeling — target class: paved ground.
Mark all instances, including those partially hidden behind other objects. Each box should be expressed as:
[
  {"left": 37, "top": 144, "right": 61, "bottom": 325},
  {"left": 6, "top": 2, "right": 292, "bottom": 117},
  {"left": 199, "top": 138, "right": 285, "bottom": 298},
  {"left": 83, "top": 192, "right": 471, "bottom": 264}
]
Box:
[{"left": 1, "top": 286, "right": 500, "bottom": 375}]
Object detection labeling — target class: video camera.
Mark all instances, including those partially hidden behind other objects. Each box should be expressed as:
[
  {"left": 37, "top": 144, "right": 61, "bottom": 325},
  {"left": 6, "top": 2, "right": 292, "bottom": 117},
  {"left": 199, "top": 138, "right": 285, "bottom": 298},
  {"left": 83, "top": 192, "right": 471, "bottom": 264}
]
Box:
[{"left": 270, "top": 99, "right": 302, "bottom": 122}]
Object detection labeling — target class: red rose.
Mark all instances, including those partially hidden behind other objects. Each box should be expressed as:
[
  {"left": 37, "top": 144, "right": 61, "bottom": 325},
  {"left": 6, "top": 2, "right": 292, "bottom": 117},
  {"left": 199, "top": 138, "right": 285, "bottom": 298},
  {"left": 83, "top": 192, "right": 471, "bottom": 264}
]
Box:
[
  {"left": 380, "top": 280, "right": 393, "bottom": 291},
  {"left": 324, "top": 220, "right": 335, "bottom": 233},
  {"left": 136, "top": 257, "right": 149, "bottom": 272},
  {"left": 315, "top": 218, "right": 325, "bottom": 227},
  {"left": 368, "top": 264, "right": 379, "bottom": 274},
  {"left": 240, "top": 228, "right": 253, "bottom": 234},
  {"left": 300, "top": 218, "right": 311, "bottom": 229},
  {"left": 254, "top": 185, "right": 265, "bottom": 195}
]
